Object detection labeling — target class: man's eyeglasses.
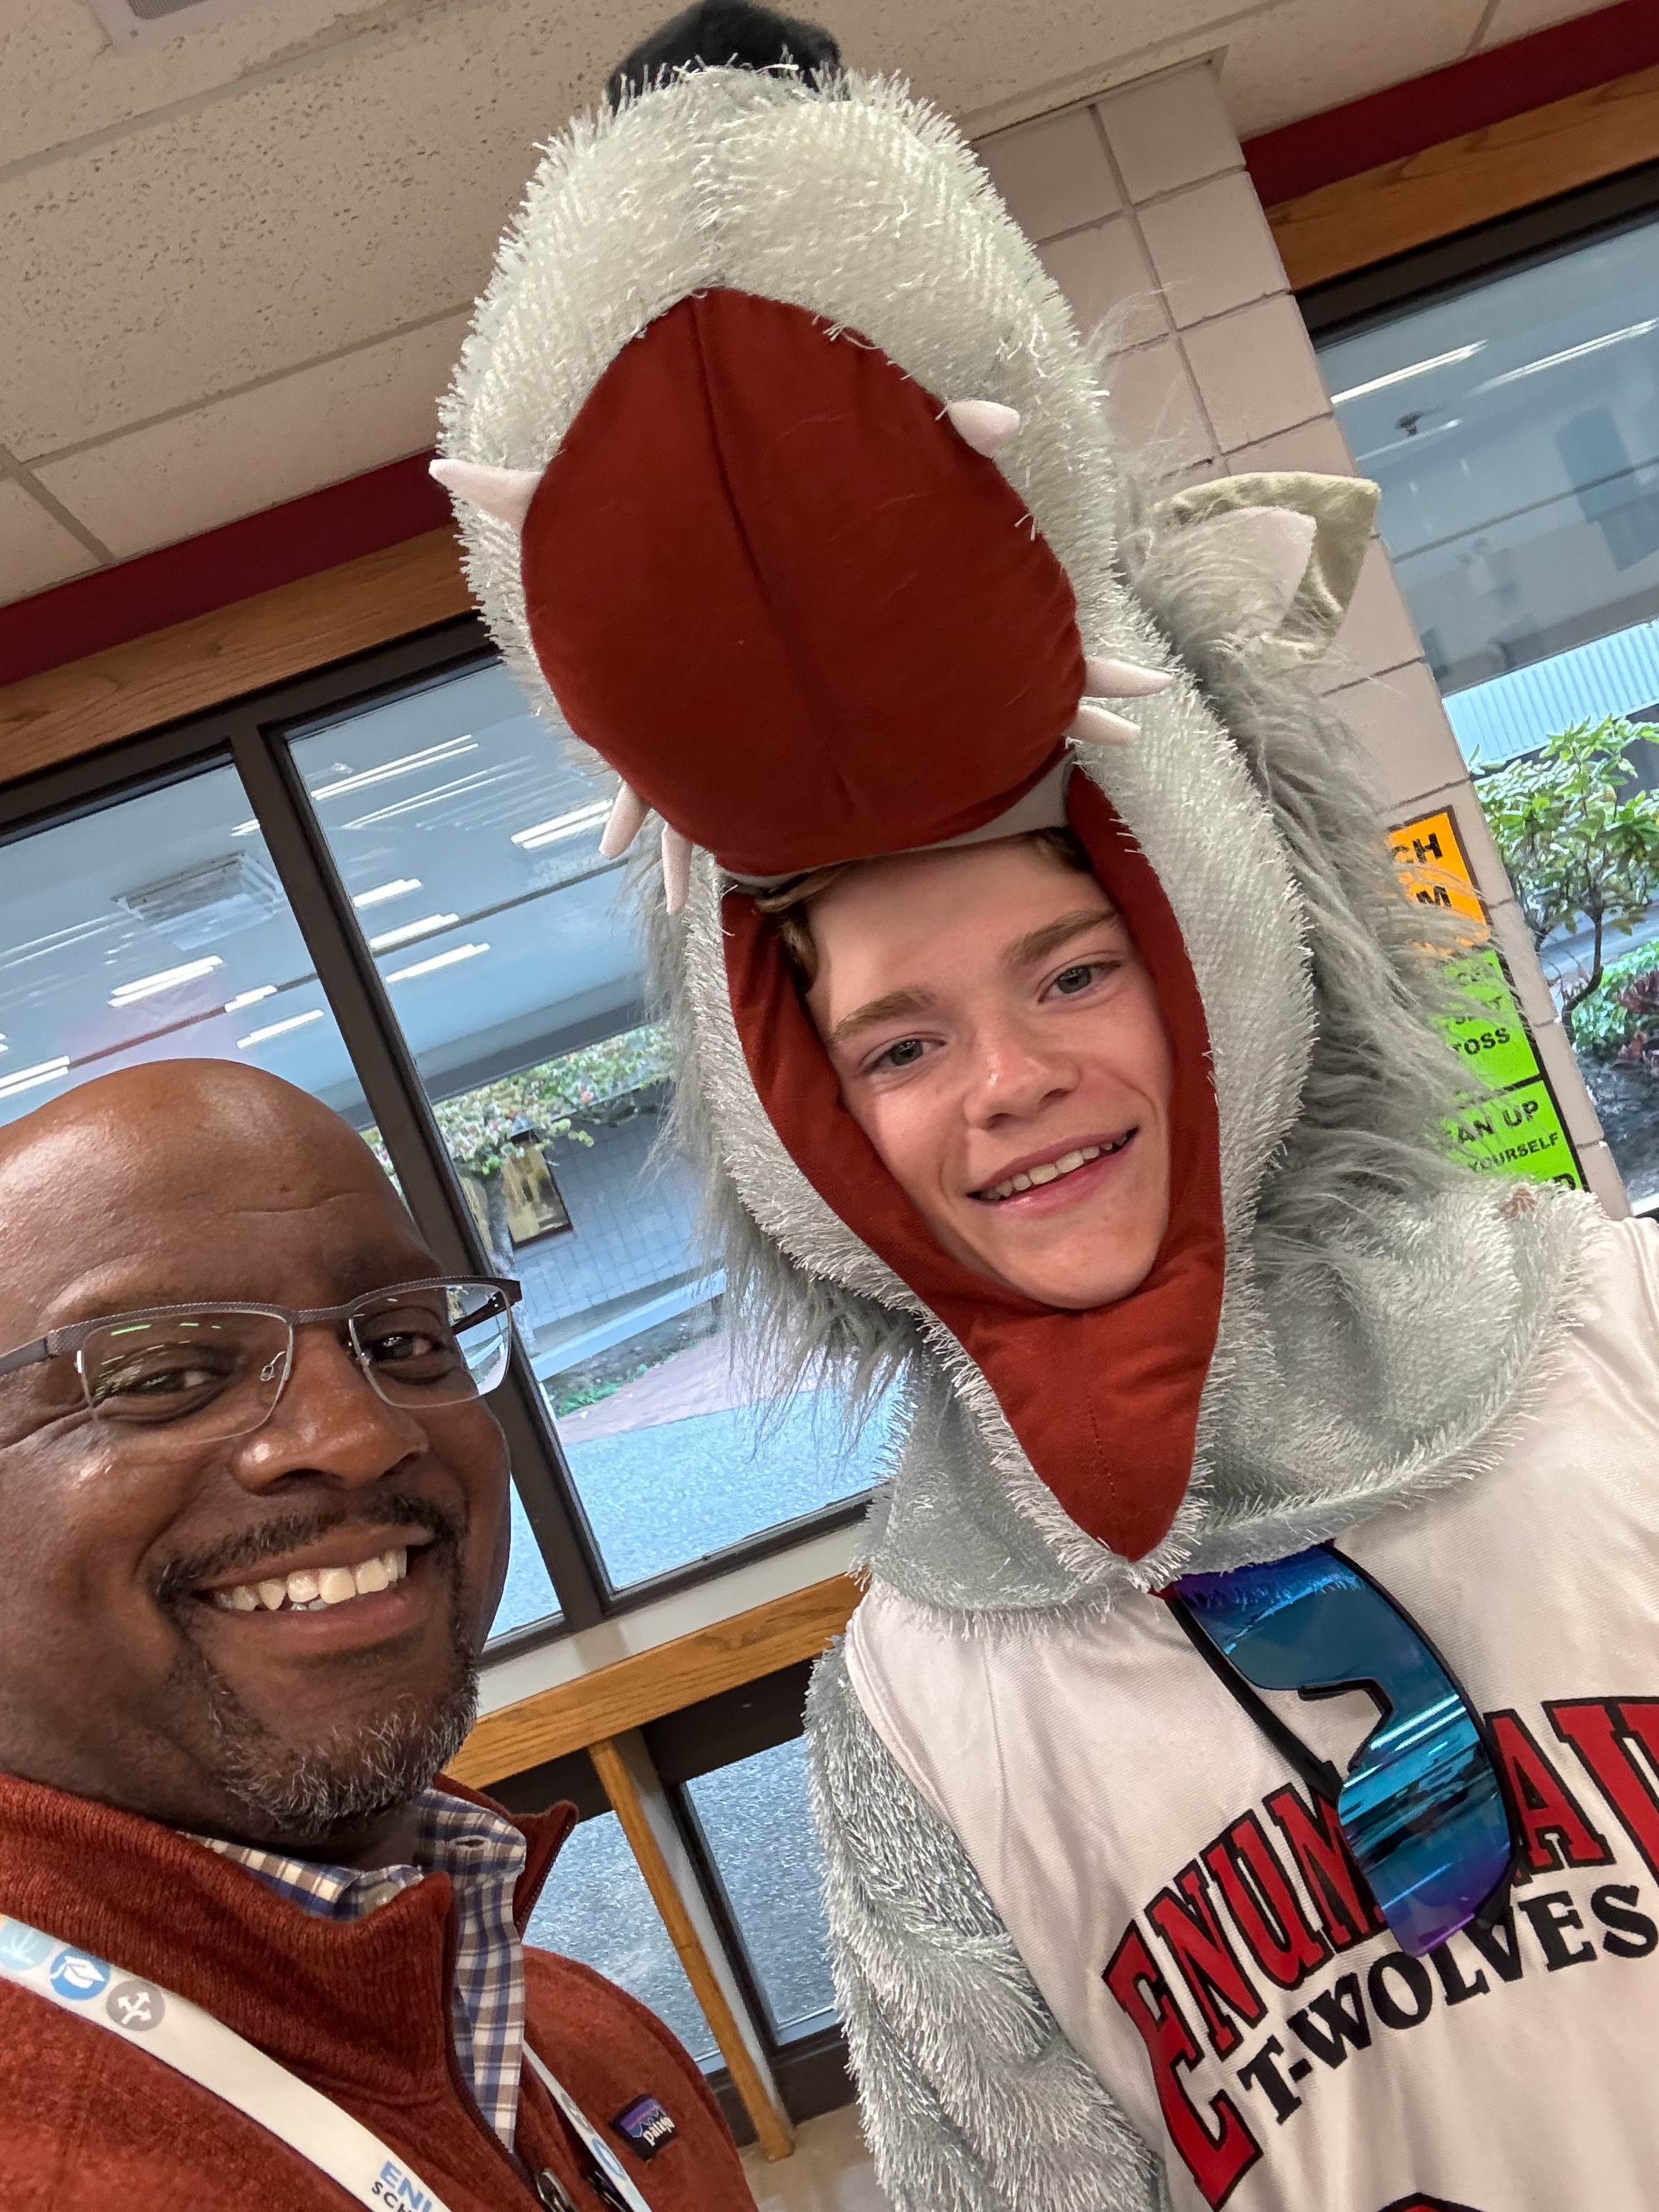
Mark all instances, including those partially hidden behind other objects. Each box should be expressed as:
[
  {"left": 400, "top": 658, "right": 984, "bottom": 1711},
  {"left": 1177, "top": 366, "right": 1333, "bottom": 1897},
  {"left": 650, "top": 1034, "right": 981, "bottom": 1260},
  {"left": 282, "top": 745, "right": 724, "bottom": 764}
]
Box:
[
  {"left": 1168, "top": 1544, "right": 1521, "bottom": 1958},
  {"left": 0, "top": 1277, "right": 522, "bottom": 1443}
]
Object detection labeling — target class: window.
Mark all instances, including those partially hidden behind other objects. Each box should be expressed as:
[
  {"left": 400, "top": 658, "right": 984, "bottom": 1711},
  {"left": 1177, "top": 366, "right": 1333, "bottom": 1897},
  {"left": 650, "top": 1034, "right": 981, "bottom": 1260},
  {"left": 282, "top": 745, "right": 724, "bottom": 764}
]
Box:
[
  {"left": 1310, "top": 181, "right": 1659, "bottom": 1208},
  {"left": 0, "top": 625, "right": 879, "bottom": 1649},
  {"left": 684, "top": 1736, "right": 835, "bottom": 2043},
  {"left": 524, "top": 1810, "right": 718, "bottom": 2064}
]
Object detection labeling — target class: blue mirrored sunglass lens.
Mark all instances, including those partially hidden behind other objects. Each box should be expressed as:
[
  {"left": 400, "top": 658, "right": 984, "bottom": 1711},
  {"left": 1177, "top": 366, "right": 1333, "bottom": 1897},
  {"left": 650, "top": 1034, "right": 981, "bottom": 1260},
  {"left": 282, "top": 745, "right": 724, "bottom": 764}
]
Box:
[{"left": 1175, "top": 1549, "right": 1513, "bottom": 1956}]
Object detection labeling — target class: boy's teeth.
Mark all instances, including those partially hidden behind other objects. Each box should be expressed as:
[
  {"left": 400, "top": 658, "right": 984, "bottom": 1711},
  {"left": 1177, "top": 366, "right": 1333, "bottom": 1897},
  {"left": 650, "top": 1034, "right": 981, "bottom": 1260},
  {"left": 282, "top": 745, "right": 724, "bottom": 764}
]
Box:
[
  {"left": 210, "top": 1547, "right": 408, "bottom": 1615},
  {"left": 985, "top": 1143, "right": 1107, "bottom": 1202}
]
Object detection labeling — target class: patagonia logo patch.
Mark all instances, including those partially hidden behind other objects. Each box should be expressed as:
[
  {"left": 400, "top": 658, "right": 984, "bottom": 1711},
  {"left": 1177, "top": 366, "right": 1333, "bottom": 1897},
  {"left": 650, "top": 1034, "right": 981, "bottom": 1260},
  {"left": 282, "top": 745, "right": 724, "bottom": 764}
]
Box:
[{"left": 612, "top": 2095, "right": 677, "bottom": 2160}]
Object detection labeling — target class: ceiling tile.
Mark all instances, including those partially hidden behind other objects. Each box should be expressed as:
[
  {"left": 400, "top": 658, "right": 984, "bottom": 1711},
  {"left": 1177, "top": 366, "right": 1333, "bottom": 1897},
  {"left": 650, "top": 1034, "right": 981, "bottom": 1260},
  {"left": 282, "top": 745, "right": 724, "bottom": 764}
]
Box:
[
  {"left": 869, "top": 0, "right": 1226, "bottom": 137},
  {"left": 32, "top": 311, "right": 469, "bottom": 559},
  {"left": 0, "top": 0, "right": 645, "bottom": 458},
  {"left": 0, "top": 480, "right": 102, "bottom": 602},
  {"left": 1, "top": 0, "right": 405, "bottom": 170},
  {"left": 1217, "top": 0, "right": 1488, "bottom": 140}
]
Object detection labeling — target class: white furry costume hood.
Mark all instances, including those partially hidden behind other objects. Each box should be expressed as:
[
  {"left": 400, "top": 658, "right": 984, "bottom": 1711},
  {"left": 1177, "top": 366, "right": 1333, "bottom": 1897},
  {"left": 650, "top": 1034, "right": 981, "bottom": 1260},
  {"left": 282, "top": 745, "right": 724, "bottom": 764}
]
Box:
[{"left": 436, "top": 62, "right": 1593, "bottom": 1611}]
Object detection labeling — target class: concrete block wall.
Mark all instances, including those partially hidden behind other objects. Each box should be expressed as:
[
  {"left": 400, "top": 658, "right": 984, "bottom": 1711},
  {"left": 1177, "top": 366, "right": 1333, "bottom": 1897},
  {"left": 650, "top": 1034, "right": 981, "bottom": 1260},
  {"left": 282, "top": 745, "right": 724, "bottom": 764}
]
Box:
[{"left": 975, "top": 64, "right": 1627, "bottom": 1218}]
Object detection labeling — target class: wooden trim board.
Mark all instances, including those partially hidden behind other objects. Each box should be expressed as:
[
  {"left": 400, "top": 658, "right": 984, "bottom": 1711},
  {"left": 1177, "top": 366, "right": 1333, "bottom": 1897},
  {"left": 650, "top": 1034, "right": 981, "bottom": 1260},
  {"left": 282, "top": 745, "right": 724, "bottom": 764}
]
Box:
[
  {"left": 591, "top": 1734, "right": 796, "bottom": 2162},
  {"left": 0, "top": 527, "right": 469, "bottom": 784},
  {"left": 448, "top": 1574, "right": 863, "bottom": 1789},
  {"left": 1269, "top": 62, "right": 1659, "bottom": 290}
]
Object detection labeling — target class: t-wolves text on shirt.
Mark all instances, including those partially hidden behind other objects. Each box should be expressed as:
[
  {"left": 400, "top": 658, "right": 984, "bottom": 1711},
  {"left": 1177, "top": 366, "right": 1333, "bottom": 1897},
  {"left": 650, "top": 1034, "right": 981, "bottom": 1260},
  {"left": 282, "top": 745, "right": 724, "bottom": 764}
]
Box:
[{"left": 845, "top": 1216, "right": 1659, "bottom": 2211}]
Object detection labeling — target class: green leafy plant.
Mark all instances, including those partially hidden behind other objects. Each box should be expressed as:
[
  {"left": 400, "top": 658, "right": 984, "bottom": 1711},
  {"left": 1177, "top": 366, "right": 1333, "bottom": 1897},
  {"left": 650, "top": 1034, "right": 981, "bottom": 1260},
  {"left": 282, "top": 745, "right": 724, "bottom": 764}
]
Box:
[
  {"left": 1570, "top": 941, "right": 1659, "bottom": 1066},
  {"left": 365, "top": 1020, "right": 677, "bottom": 1180},
  {"left": 1473, "top": 716, "right": 1659, "bottom": 1040}
]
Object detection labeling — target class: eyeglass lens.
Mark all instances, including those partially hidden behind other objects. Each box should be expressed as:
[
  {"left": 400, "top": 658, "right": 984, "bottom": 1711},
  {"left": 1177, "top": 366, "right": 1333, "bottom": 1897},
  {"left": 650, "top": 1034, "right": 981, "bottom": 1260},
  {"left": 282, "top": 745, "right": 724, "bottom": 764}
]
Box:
[
  {"left": 74, "top": 1282, "right": 512, "bottom": 1439},
  {"left": 1173, "top": 1547, "right": 1516, "bottom": 1957},
  {"left": 347, "top": 1282, "right": 512, "bottom": 1405}
]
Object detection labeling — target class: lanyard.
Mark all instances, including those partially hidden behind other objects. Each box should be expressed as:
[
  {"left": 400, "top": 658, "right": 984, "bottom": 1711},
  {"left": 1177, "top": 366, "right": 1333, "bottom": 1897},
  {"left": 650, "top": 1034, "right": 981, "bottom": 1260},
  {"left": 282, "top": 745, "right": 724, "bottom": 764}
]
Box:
[
  {"left": 523, "top": 2049, "right": 653, "bottom": 2212},
  {"left": 0, "top": 1913, "right": 653, "bottom": 2212}
]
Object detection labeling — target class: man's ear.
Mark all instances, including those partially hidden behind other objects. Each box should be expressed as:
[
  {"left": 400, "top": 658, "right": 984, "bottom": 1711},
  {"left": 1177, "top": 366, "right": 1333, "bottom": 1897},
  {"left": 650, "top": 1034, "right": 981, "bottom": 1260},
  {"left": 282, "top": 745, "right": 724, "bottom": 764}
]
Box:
[{"left": 1153, "top": 471, "right": 1380, "bottom": 660}]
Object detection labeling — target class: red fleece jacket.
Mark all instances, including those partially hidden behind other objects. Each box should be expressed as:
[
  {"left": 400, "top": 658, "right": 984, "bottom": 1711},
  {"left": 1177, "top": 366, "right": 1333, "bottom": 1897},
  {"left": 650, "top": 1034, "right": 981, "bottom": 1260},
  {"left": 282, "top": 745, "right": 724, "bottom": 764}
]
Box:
[{"left": 0, "top": 1771, "right": 756, "bottom": 2211}]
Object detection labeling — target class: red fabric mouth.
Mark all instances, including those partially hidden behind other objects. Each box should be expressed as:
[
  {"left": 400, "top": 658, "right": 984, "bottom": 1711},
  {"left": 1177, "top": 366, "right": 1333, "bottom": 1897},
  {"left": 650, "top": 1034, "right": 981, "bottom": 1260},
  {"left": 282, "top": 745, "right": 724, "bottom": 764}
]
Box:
[
  {"left": 517, "top": 286, "right": 1085, "bottom": 876},
  {"left": 723, "top": 775, "right": 1225, "bottom": 1561}
]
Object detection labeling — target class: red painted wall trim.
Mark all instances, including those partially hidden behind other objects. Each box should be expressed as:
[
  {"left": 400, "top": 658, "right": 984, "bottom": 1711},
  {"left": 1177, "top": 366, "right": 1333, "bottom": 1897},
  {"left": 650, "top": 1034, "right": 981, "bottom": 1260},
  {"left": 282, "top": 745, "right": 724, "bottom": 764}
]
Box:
[
  {"left": 0, "top": 451, "right": 448, "bottom": 692},
  {"left": 1242, "top": 0, "right": 1659, "bottom": 206},
  {"left": 7, "top": 1, "right": 1658, "bottom": 698}
]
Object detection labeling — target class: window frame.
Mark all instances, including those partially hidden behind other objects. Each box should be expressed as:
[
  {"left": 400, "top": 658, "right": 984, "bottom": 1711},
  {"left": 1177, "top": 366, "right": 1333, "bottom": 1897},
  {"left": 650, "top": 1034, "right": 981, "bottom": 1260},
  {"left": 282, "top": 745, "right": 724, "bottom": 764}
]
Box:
[
  {"left": 1300, "top": 156, "right": 1659, "bottom": 342},
  {"left": 0, "top": 615, "right": 872, "bottom": 1655}
]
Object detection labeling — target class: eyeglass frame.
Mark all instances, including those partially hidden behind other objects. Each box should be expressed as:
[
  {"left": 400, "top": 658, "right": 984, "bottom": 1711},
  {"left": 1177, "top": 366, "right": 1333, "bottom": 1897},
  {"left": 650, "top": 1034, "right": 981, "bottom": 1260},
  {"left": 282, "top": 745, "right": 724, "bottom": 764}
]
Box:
[{"left": 0, "top": 1274, "right": 525, "bottom": 1427}]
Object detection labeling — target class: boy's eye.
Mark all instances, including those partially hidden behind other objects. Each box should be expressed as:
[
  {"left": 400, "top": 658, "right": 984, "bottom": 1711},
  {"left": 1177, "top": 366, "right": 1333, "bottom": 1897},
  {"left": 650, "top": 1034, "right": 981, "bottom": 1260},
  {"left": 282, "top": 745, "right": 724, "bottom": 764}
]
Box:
[
  {"left": 872, "top": 1037, "right": 928, "bottom": 1072},
  {"left": 1052, "top": 961, "right": 1106, "bottom": 996}
]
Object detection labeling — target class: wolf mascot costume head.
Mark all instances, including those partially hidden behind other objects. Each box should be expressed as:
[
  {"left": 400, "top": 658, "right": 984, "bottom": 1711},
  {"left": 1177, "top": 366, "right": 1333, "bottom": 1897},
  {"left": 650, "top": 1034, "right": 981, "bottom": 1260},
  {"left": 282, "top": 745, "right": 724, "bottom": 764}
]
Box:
[{"left": 433, "top": 12, "right": 1659, "bottom": 2209}]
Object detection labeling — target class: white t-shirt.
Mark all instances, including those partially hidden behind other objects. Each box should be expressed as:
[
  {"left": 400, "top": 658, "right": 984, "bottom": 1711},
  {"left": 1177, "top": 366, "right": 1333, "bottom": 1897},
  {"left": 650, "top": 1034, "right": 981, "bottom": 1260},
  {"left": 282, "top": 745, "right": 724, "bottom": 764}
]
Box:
[{"left": 845, "top": 1214, "right": 1659, "bottom": 2212}]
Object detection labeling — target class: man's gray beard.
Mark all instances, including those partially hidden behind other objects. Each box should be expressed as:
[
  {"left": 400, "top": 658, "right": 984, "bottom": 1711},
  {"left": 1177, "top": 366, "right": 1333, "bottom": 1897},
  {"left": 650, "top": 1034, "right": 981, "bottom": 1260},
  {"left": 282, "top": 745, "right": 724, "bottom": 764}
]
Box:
[
  {"left": 177, "top": 1602, "right": 481, "bottom": 1852},
  {"left": 206, "top": 1665, "right": 480, "bottom": 1848}
]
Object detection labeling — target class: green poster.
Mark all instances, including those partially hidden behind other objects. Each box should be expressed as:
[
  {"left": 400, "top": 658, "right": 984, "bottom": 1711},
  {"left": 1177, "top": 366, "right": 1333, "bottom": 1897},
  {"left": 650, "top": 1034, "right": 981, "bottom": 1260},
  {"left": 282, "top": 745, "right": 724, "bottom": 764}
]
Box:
[
  {"left": 1446, "top": 1078, "right": 1581, "bottom": 1188},
  {"left": 1441, "top": 948, "right": 1544, "bottom": 1095}
]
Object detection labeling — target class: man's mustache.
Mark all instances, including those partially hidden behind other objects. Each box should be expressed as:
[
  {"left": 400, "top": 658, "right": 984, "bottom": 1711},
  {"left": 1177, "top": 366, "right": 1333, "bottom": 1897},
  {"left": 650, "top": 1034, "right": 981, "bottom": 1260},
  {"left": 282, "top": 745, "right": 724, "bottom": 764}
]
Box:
[{"left": 153, "top": 1494, "right": 461, "bottom": 1610}]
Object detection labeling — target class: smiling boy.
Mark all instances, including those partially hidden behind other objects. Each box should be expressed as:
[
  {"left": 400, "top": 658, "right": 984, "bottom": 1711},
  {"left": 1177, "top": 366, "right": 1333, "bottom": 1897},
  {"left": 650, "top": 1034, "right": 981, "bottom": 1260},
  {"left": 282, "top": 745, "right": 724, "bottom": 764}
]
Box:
[{"left": 787, "top": 833, "right": 1173, "bottom": 1309}]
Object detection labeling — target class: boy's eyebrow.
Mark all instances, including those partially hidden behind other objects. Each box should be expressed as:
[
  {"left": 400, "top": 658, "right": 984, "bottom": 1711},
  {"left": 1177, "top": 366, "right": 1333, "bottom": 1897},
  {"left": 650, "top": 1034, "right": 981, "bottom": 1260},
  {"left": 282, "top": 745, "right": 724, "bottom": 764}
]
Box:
[
  {"left": 827, "top": 986, "right": 936, "bottom": 1052},
  {"left": 1000, "top": 907, "right": 1124, "bottom": 978}
]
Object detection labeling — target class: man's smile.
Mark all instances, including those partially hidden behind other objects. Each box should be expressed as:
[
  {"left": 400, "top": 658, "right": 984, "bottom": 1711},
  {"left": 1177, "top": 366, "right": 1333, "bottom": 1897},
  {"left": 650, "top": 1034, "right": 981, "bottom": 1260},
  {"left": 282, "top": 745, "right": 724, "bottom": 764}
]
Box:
[{"left": 204, "top": 1537, "right": 418, "bottom": 1613}]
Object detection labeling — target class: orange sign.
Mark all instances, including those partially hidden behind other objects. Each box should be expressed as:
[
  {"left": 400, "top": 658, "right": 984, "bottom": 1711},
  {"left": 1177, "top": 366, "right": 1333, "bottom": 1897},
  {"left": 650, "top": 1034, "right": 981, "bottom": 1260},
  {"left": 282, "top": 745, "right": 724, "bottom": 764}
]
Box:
[{"left": 1387, "top": 808, "right": 1487, "bottom": 926}]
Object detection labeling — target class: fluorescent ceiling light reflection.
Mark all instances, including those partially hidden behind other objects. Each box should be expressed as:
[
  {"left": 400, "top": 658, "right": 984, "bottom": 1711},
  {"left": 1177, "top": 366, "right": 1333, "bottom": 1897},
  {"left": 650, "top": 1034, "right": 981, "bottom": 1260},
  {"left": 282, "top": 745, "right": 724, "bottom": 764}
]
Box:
[
  {"left": 237, "top": 1010, "right": 324, "bottom": 1050},
  {"left": 1329, "top": 343, "right": 1485, "bottom": 405},
  {"left": 223, "top": 985, "right": 278, "bottom": 1014},
  {"left": 368, "top": 912, "right": 460, "bottom": 952},
  {"left": 352, "top": 878, "right": 423, "bottom": 909},
  {"left": 308, "top": 739, "right": 476, "bottom": 804},
  {"left": 384, "top": 943, "right": 491, "bottom": 984},
  {"left": 0, "top": 1056, "right": 71, "bottom": 1099},
  {"left": 110, "top": 956, "right": 224, "bottom": 1006},
  {"left": 342, "top": 770, "right": 501, "bottom": 832},
  {"left": 1474, "top": 317, "right": 1659, "bottom": 393},
  {"left": 511, "top": 800, "right": 610, "bottom": 850},
  {"left": 231, "top": 820, "right": 259, "bottom": 837}
]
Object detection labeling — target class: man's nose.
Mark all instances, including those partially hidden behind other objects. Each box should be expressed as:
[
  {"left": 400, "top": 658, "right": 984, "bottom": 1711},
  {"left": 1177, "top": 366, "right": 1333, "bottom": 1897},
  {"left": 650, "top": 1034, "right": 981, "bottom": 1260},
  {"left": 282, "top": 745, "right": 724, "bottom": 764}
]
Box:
[
  {"left": 963, "top": 1017, "right": 1078, "bottom": 1122},
  {"left": 229, "top": 1326, "right": 425, "bottom": 1492}
]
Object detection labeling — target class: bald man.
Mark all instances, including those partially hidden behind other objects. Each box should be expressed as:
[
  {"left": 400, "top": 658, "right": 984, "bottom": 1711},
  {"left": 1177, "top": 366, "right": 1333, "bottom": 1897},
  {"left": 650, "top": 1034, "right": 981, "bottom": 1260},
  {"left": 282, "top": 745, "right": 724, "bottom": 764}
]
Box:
[{"left": 0, "top": 1062, "right": 754, "bottom": 2212}]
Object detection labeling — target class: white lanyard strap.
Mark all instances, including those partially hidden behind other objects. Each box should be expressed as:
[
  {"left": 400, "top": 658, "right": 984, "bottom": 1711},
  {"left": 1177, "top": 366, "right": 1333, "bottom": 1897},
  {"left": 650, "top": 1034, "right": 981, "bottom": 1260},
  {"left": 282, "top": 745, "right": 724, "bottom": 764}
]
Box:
[
  {"left": 521, "top": 2049, "right": 653, "bottom": 2212},
  {"left": 0, "top": 1913, "right": 653, "bottom": 2212}
]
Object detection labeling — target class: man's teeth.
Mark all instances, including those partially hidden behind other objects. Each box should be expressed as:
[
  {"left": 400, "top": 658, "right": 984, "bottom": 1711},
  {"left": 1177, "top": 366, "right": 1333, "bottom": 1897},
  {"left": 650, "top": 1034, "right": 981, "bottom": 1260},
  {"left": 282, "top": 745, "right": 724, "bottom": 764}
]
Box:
[
  {"left": 211, "top": 1548, "right": 408, "bottom": 1613},
  {"left": 983, "top": 1140, "right": 1122, "bottom": 1203}
]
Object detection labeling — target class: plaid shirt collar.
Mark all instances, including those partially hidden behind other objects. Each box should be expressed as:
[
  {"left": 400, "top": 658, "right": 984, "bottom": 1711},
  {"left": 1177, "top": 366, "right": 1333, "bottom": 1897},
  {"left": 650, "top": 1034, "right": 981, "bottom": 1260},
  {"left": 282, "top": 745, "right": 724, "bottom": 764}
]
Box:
[{"left": 193, "top": 1786, "right": 529, "bottom": 2148}]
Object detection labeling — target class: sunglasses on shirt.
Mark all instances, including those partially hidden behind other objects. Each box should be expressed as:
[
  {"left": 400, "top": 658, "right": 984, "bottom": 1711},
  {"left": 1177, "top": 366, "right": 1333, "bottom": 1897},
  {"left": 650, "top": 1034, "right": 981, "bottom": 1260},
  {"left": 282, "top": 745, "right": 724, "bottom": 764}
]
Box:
[{"left": 1167, "top": 1544, "right": 1522, "bottom": 1958}]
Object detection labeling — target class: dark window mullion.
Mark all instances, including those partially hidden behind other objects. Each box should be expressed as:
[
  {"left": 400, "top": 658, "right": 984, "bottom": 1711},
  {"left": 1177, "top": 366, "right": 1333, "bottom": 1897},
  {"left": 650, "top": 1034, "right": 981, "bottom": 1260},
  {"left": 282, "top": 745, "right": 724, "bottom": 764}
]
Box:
[{"left": 226, "top": 714, "right": 609, "bottom": 1633}]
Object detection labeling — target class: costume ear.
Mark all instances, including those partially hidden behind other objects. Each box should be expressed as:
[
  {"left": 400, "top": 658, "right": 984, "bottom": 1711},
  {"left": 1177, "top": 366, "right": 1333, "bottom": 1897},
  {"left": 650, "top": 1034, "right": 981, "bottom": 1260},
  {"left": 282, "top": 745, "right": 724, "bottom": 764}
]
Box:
[{"left": 1155, "top": 471, "right": 1379, "bottom": 659}]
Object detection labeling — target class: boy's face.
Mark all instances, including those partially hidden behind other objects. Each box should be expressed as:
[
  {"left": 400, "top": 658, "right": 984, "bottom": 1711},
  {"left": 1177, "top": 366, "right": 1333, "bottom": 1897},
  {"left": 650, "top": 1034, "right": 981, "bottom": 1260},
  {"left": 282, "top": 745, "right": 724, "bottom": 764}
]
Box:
[{"left": 805, "top": 837, "right": 1175, "bottom": 1310}]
